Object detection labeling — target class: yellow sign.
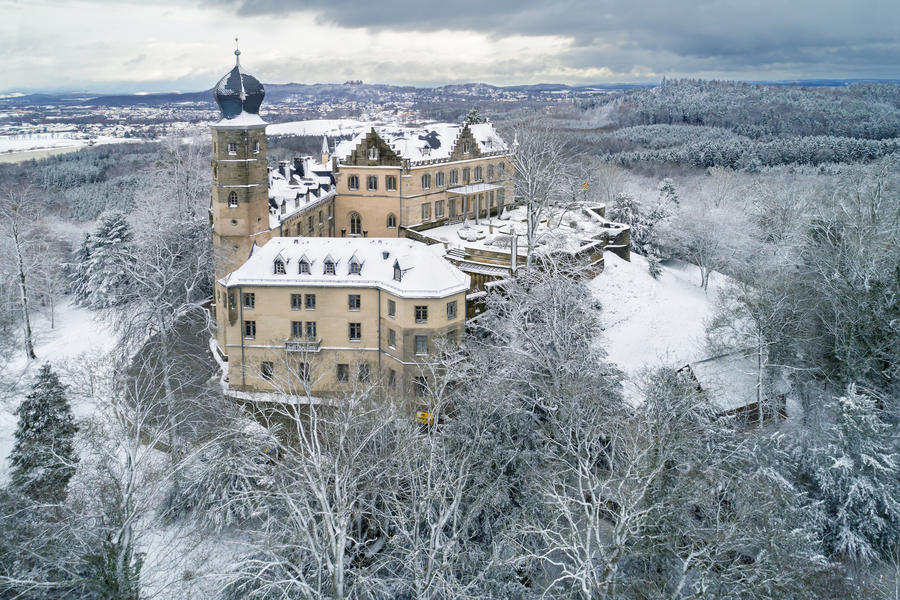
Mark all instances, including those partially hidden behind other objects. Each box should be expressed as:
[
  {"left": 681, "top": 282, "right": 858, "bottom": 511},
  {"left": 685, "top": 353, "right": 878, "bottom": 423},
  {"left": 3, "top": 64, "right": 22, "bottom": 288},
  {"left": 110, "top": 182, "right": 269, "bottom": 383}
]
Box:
[{"left": 416, "top": 411, "right": 434, "bottom": 425}]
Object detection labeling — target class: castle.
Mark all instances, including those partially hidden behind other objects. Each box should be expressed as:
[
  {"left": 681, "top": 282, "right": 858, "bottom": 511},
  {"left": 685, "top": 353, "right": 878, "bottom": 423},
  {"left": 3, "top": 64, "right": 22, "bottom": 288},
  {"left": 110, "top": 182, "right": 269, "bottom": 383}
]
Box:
[{"left": 210, "top": 50, "right": 515, "bottom": 401}]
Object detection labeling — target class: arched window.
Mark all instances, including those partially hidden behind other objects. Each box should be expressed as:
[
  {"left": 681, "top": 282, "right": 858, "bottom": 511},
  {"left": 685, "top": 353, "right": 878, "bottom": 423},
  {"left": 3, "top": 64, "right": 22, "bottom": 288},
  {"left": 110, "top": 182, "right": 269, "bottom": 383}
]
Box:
[
  {"left": 386, "top": 213, "right": 397, "bottom": 228},
  {"left": 421, "top": 174, "right": 431, "bottom": 189},
  {"left": 349, "top": 212, "right": 362, "bottom": 235},
  {"left": 367, "top": 175, "right": 378, "bottom": 191},
  {"left": 348, "top": 175, "right": 359, "bottom": 190},
  {"left": 367, "top": 146, "right": 379, "bottom": 160},
  {"left": 487, "top": 164, "right": 495, "bottom": 179},
  {"left": 228, "top": 191, "right": 238, "bottom": 207}
]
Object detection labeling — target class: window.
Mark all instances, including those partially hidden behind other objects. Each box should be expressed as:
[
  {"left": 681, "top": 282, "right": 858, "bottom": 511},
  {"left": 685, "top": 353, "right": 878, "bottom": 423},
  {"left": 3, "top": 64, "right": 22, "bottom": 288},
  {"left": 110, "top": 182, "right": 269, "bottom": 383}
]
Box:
[
  {"left": 305, "top": 321, "right": 317, "bottom": 338},
  {"left": 244, "top": 320, "right": 256, "bottom": 338},
  {"left": 435, "top": 200, "right": 445, "bottom": 218},
  {"left": 498, "top": 162, "right": 506, "bottom": 177},
  {"left": 261, "top": 361, "right": 274, "bottom": 381},
  {"left": 449, "top": 169, "right": 458, "bottom": 185},
  {"left": 447, "top": 300, "right": 458, "bottom": 320},
  {"left": 449, "top": 198, "right": 457, "bottom": 217},
  {"left": 349, "top": 262, "right": 361, "bottom": 275},
  {"left": 367, "top": 175, "right": 378, "bottom": 191},
  {"left": 349, "top": 212, "right": 362, "bottom": 235},
  {"left": 349, "top": 322, "right": 361, "bottom": 341},
  {"left": 305, "top": 294, "right": 316, "bottom": 310},
  {"left": 348, "top": 175, "right": 359, "bottom": 190},
  {"left": 274, "top": 259, "right": 285, "bottom": 274},
  {"left": 243, "top": 292, "right": 255, "bottom": 309},
  {"left": 299, "top": 260, "right": 310, "bottom": 274},
  {"left": 489, "top": 191, "right": 495, "bottom": 207},
  {"left": 318, "top": 211, "right": 323, "bottom": 224},
  {"left": 474, "top": 166, "right": 482, "bottom": 180},
  {"left": 386, "top": 213, "right": 397, "bottom": 228},
  {"left": 498, "top": 188, "right": 505, "bottom": 205},
  {"left": 386, "top": 175, "right": 397, "bottom": 191},
  {"left": 421, "top": 203, "right": 431, "bottom": 220},
  {"left": 228, "top": 191, "right": 238, "bottom": 207},
  {"left": 487, "top": 164, "right": 495, "bottom": 179},
  {"left": 358, "top": 363, "right": 370, "bottom": 382},
  {"left": 463, "top": 141, "right": 471, "bottom": 154},
  {"left": 337, "top": 363, "right": 349, "bottom": 382},
  {"left": 414, "top": 376, "right": 427, "bottom": 396},
  {"left": 388, "top": 328, "right": 396, "bottom": 348},
  {"left": 387, "top": 299, "right": 396, "bottom": 317},
  {"left": 291, "top": 320, "right": 303, "bottom": 338},
  {"left": 367, "top": 146, "right": 379, "bottom": 160},
  {"left": 415, "top": 335, "right": 428, "bottom": 355},
  {"left": 348, "top": 294, "right": 361, "bottom": 311},
  {"left": 462, "top": 167, "right": 471, "bottom": 183},
  {"left": 308, "top": 215, "right": 314, "bottom": 234},
  {"left": 388, "top": 369, "right": 397, "bottom": 388},
  {"left": 421, "top": 174, "right": 431, "bottom": 189},
  {"left": 435, "top": 171, "right": 444, "bottom": 187},
  {"left": 415, "top": 305, "right": 428, "bottom": 323},
  {"left": 324, "top": 260, "right": 335, "bottom": 275},
  {"left": 253, "top": 141, "right": 260, "bottom": 154},
  {"left": 393, "top": 264, "right": 402, "bottom": 282},
  {"left": 227, "top": 142, "right": 237, "bottom": 155},
  {"left": 291, "top": 293, "right": 303, "bottom": 310}
]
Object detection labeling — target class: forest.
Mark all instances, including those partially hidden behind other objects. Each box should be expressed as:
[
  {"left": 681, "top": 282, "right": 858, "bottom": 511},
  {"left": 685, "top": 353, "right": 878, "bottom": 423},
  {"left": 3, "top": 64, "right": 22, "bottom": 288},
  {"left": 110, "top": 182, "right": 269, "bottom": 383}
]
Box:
[{"left": 0, "top": 79, "right": 897, "bottom": 599}]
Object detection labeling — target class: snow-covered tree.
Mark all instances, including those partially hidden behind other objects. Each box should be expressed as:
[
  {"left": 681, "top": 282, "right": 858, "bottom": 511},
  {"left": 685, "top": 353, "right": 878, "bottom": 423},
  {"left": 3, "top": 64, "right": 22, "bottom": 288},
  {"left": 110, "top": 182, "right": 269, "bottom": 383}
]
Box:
[
  {"left": 802, "top": 386, "right": 900, "bottom": 563},
  {"left": 465, "top": 108, "right": 487, "bottom": 124},
  {"left": 75, "top": 211, "right": 135, "bottom": 309},
  {"left": 0, "top": 184, "right": 40, "bottom": 359},
  {"left": 9, "top": 363, "right": 78, "bottom": 502}
]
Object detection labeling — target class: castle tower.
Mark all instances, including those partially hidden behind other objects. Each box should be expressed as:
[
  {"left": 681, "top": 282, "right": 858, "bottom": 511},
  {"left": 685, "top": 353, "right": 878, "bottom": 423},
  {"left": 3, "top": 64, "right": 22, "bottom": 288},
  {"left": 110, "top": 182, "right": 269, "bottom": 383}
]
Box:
[{"left": 210, "top": 45, "right": 270, "bottom": 279}]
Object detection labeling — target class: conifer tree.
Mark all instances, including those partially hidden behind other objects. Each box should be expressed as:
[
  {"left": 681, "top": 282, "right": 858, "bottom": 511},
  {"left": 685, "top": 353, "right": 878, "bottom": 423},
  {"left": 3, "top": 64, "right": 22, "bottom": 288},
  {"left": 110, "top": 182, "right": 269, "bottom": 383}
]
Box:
[
  {"left": 81, "top": 212, "right": 135, "bottom": 308},
  {"left": 9, "top": 363, "right": 78, "bottom": 502},
  {"left": 68, "top": 231, "right": 92, "bottom": 303}
]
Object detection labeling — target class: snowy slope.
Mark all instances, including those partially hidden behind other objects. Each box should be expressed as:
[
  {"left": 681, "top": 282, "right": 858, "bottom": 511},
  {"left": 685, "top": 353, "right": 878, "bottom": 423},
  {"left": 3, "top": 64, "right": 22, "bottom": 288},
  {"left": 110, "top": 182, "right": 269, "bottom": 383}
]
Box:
[
  {"left": 0, "top": 299, "right": 117, "bottom": 484},
  {"left": 266, "top": 119, "right": 375, "bottom": 137},
  {"left": 592, "top": 253, "right": 724, "bottom": 377}
]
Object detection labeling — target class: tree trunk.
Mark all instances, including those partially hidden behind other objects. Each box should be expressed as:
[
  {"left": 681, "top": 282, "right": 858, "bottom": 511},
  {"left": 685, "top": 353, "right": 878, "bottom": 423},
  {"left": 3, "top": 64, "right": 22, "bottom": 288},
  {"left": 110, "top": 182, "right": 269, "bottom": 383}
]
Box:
[{"left": 14, "top": 229, "right": 36, "bottom": 359}]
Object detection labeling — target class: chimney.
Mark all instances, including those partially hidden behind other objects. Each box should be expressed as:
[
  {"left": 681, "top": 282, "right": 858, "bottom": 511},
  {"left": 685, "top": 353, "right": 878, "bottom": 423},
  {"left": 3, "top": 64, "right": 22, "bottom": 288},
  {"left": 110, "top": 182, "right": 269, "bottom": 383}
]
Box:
[
  {"left": 294, "top": 157, "right": 304, "bottom": 177},
  {"left": 279, "top": 160, "right": 290, "bottom": 179}
]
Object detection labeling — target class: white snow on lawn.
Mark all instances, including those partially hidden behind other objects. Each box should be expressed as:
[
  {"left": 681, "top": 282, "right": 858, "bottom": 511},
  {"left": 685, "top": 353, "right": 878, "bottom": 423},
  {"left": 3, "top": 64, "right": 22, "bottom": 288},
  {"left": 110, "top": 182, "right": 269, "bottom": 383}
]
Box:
[
  {"left": 266, "top": 118, "right": 375, "bottom": 137},
  {"left": 592, "top": 252, "right": 725, "bottom": 378},
  {"left": 0, "top": 299, "right": 117, "bottom": 484}
]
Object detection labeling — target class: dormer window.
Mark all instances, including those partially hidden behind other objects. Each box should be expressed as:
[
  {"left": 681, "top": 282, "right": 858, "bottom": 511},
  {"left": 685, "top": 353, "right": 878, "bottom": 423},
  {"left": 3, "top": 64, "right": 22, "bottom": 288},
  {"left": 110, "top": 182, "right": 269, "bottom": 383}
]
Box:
[
  {"left": 228, "top": 191, "right": 238, "bottom": 207},
  {"left": 324, "top": 260, "right": 335, "bottom": 275},
  {"left": 349, "top": 261, "right": 361, "bottom": 275},
  {"left": 299, "top": 259, "right": 310, "bottom": 274},
  {"left": 367, "top": 146, "right": 379, "bottom": 160},
  {"left": 274, "top": 259, "right": 286, "bottom": 274},
  {"left": 422, "top": 146, "right": 431, "bottom": 156},
  {"left": 393, "top": 260, "right": 402, "bottom": 282}
]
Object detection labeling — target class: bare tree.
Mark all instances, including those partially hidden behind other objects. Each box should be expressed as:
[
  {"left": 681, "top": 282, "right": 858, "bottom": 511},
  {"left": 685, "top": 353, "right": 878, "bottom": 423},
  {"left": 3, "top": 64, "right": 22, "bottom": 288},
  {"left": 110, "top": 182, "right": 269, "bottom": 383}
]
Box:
[{"left": 0, "top": 185, "right": 40, "bottom": 359}]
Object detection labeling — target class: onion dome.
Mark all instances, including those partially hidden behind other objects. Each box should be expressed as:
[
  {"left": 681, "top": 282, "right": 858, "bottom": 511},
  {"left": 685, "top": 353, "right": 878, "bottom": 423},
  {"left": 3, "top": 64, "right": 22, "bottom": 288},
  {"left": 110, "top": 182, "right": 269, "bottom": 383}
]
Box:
[{"left": 214, "top": 45, "right": 265, "bottom": 119}]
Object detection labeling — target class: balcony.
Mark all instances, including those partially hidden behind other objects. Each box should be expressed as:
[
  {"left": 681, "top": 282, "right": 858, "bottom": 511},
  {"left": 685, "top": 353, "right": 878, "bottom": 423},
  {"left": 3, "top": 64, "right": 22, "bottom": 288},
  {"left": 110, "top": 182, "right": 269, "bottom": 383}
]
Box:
[{"left": 285, "top": 339, "right": 321, "bottom": 353}]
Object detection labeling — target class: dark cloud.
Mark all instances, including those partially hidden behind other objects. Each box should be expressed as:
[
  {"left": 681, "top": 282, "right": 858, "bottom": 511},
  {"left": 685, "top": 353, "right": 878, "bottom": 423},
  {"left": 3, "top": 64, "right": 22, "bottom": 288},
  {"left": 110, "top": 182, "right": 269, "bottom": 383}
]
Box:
[{"left": 218, "top": 0, "right": 900, "bottom": 77}]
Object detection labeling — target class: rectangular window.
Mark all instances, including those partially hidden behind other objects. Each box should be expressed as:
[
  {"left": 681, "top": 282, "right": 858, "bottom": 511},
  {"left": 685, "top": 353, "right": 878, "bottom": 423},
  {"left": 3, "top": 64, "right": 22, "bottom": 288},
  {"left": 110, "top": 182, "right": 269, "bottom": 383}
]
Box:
[
  {"left": 348, "top": 175, "right": 359, "bottom": 190},
  {"left": 299, "top": 261, "right": 310, "bottom": 274},
  {"left": 367, "top": 175, "right": 378, "bottom": 191},
  {"left": 415, "top": 305, "right": 428, "bottom": 323},
  {"left": 244, "top": 320, "right": 256, "bottom": 338},
  {"left": 291, "top": 320, "right": 303, "bottom": 338},
  {"left": 308, "top": 215, "right": 314, "bottom": 234},
  {"left": 349, "top": 322, "right": 361, "bottom": 341},
  {"left": 463, "top": 167, "right": 470, "bottom": 183},
  {"left": 367, "top": 146, "right": 379, "bottom": 160},
  {"left": 243, "top": 292, "right": 255, "bottom": 309},
  {"left": 291, "top": 293, "right": 303, "bottom": 310},
  {"left": 498, "top": 189, "right": 505, "bottom": 204},
  {"left": 386, "top": 175, "right": 397, "bottom": 191},
  {"left": 318, "top": 211, "right": 323, "bottom": 224},
  {"left": 253, "top": 141, "right": 260, "bottom": 154},
  {"left": 261, "top": 361, "right": 274, "bottom": 381},
  {"left": 325, "top": 261, "right": 336, "bottom": 275},
  {"left": 337, "top": 363, "right": 349, "bottom": 382},
  {"left": 388, "top": 299, "right": 396, "bottom": 317},
  {"left": 421, "top": 174, "right": 431, "bottom": 189},
  {"left": 358, "top": 363, "right": 370, "bottom": 382},
  {"left": 414, "top": 375, "right": 427, "bottom": 396},
  {"left": 305, "top": 294, "right": 316, "bottom": 310},
  {"left": 349, "top": 294, "right": 361, "bottom": 311},
  {"left": 449, "top": 169, "right": 458, "bottom": 185},
  {"left": 435, "top": 200, "right": 445, "bottom": 218},
  {"left": 227, "top": 142, "right": 237, "bottom": 155},
  {"left": 447, "top": 300, "right": 457, "bottom": 320},
  {"left": 421, "top": 203, "right": 431, "bottom": 220},
  {"left": 449, "top": 198, "right": 457, "bottom": 217},
  {"left": 435, "top": 171, "right": 444, "bottom": 187},
  {"left": 305, "top": 321, "right": 317, "bottom": 338},
  {"left": 474, "top": 166, "right": 482, "bottom": 180},
  {"left": 415, "top": 335, "right": 428, "bottom": 355},
  {"left": 388, "top": 328, "right": 396, "bottom": 348}
]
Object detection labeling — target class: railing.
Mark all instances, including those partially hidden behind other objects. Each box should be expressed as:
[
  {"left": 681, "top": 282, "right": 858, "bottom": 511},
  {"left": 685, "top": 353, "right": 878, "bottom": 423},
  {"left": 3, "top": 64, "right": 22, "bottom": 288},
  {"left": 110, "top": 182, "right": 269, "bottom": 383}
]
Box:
[{"left": 285, "top": 339, "right": 321, "bottom": 353}]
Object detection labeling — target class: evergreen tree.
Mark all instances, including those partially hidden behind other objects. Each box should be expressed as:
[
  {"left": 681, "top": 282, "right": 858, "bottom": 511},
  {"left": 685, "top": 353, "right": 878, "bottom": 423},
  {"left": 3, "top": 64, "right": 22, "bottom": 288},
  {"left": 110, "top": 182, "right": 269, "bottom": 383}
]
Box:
[
  {"left": 465, "top": 108, "right": 486, "bottom": 124},
  {"left": 68, "top": 231, "right": 92, "bottom": 303},
  {"left": 81, "top": 212, "right": 134, "bottom": 308},
  {"left": 803, "top": 386, "right": 900, "bottom": 563},
  {"left": 9, "top": 363, "right": 78, "bottom": 502}
]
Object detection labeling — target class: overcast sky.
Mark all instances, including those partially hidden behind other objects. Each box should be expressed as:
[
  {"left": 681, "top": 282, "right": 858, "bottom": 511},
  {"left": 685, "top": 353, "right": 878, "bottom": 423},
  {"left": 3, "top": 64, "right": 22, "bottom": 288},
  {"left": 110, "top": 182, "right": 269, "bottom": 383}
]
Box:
[{"left": 2, "top": 0, "right": 899, "bottom": 93}]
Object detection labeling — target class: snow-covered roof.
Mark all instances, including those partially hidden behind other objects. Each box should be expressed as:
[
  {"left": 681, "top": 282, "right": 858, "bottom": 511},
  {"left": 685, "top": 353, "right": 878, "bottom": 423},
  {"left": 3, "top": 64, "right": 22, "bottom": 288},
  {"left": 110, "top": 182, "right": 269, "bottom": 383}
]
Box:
[
  {"left": 687, "top": 353, "right": 790, "bottom": 413},
  {"left": 268, "top": 156, "right": 335, "bottom": 229},
  {"left": 447, "top": 182, "right": 503, "bottom": 195},
  {"left": 333, "top": 122, "right": 509, "bottom": 165},
  {"left": 210, "top": 111, "right": 267, "bottom": 129},
  {"left": 221, "top": 237, "right": 470, "bottom": 298}
]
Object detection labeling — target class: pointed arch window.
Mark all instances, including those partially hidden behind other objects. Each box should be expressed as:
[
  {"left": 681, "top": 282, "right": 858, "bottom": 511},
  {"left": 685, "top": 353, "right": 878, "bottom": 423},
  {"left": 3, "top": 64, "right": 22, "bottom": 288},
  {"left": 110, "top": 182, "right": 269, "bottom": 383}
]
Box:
[
  {"left": 348, "top": 175, "right": 359, "bottom": 190},
  {"left": 228, "top": 191, "right": 238, "bottom": 207},
  {"left": 349, "top": 212, "right": 362, "bottom": 235},
  {"left": 367, "top": 146, "right": 379, "bottom": 160},
  {"left": 386, "top": 213, "right": 397, "bottom": 228}
]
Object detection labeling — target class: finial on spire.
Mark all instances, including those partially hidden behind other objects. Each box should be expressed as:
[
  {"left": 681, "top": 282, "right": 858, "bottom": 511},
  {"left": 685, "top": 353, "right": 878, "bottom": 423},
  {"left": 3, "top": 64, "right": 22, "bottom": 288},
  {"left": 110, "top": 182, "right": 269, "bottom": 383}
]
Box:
[{"left": 234, "top": 37, "right": 241, "bottom": 66}]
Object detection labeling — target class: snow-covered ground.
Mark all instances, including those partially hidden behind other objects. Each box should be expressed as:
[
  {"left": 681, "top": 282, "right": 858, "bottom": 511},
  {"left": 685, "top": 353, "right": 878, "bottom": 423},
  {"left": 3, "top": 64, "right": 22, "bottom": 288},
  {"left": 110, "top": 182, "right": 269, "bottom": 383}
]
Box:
[
  {"left": 0, "top": 133, "right": 135, "bottom": 162},
  {"left": 592, "top": 252, "right": 724, "bottom": 381},
  {"left": 0, "top": 299, "right": 117, "bottom": 484},
  {"left": 266, "top": 118, "right": 376, "bottom": 137}
]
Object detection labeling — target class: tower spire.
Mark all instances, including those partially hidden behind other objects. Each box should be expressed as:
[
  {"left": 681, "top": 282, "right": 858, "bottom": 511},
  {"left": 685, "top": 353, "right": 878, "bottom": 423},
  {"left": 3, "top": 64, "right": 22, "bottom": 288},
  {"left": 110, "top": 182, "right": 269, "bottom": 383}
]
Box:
[{"left": 234, "top": 37, "right": 241, "bottom": 66}]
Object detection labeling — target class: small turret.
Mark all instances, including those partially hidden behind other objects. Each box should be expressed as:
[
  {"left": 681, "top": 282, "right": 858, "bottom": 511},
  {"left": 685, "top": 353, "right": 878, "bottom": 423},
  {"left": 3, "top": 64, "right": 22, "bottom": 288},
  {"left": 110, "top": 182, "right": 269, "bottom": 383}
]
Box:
[{"left": 321, "top": 135, "right": 330, "bottom": 166}]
